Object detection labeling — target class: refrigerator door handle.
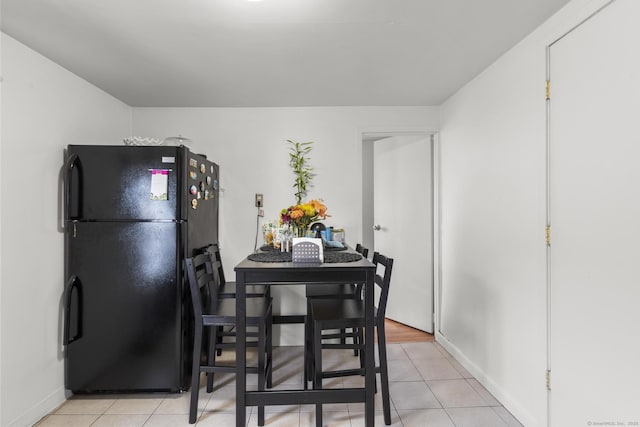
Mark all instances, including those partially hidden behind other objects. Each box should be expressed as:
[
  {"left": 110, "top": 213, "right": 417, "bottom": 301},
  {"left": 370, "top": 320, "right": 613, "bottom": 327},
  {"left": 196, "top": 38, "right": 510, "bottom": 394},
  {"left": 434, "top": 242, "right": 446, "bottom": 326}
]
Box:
[
  {"left": 63, "top": 275, "right": 83, "bottom": 345},
  {"left": 64, "top": 153, "right": 80, "bottom": 222}
]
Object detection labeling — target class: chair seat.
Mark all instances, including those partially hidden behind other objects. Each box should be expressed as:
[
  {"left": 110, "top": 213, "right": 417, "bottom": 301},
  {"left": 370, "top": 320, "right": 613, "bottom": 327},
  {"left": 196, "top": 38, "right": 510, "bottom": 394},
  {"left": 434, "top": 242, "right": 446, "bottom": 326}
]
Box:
[
  {"left": 305, "top": 283, "right": 356, "bottom": 298},
  {"left": 310, "top": 299, "right": 380, "bottom": 329},
  {"left": 219, "top": 281, "right": 269, "bottom": 298},
  {"left": 202, "top": 297, "right": 272, "bottom": 325}
]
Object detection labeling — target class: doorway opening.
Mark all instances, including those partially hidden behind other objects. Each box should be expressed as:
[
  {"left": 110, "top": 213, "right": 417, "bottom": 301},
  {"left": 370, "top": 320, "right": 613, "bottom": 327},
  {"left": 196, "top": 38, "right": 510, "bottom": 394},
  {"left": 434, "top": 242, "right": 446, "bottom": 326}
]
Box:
[{"left": 361, "top": 131, "right": 438, "bottom": 334}]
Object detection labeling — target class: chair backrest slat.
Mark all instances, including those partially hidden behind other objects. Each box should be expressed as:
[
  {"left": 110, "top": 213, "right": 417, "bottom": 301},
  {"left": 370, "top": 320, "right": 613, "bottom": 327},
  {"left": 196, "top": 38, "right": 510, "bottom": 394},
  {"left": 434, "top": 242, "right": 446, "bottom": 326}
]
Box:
[
  {"left": 185, "top": 253, "right": 220, "bottom": 319},
  {"left": 204, "top": 243, "right": 227, "bottom": 285},
  {"left": 194, "top": 243, "right": 227, "bottom": 288},
  {"left": 355, "top": 243, "right": 369, "bottom": 259},
  {"left": 372, "top": 251, "right": 394, "bottom": 322},
  {"left": 353, "top": 244, "right": 370, "bottom": 298}
]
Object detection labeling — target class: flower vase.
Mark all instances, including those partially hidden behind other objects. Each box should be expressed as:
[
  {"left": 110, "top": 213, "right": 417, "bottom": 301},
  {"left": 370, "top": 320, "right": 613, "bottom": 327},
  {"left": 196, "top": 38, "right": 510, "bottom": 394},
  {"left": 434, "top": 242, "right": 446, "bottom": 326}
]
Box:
[{"left": 293, "top": 225, "right": 308, "bottom": 238}]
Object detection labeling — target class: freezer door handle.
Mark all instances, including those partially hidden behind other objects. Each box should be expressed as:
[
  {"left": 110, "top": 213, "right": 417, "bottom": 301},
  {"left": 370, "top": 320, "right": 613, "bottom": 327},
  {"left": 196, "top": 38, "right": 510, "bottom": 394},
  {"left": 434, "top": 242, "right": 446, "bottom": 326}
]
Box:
[
  {"left": 63, "top": 275, "right": 83, "bottom": 345},
  {"left": 64, "top": 153, "right": 80, "bottom": 222}
]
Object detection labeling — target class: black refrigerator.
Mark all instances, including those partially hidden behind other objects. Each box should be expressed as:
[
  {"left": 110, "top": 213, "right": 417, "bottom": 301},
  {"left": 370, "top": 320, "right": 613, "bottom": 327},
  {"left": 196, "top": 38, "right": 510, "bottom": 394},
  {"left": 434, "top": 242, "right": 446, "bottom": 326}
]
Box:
[{"left": 63, "top": 144, "right": 219, "bottom": 393}]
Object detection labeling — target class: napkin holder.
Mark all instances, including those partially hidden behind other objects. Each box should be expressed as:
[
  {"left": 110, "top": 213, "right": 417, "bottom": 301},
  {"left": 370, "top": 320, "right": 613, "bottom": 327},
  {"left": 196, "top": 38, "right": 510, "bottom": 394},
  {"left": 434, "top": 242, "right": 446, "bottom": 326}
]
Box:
[{"left": 292, "top": 238, "right": 324, "bottom": 263}]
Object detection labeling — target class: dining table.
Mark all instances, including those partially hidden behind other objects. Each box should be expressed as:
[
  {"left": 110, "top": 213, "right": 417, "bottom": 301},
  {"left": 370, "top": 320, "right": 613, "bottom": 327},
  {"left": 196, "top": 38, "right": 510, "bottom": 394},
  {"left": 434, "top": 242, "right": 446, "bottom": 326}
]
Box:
[{"left": 234, "top": 246, "right": 377, "bottom": 427}]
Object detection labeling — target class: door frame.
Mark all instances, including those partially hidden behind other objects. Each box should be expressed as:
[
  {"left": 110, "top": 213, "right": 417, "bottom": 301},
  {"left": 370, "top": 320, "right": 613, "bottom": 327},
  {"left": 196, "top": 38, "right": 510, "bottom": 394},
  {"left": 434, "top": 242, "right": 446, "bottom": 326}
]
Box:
[{"left": 361, "top": 130, "right": 441, "bottom": 334}]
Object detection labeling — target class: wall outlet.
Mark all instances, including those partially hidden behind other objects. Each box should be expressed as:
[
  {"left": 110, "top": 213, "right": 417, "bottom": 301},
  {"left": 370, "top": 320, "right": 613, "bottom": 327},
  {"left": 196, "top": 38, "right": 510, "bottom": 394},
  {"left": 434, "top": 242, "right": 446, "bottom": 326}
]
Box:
[
  {"left": 255, "top": 193, "right": 263, "bottom": 207},
  {"left": 258, "top": 208, "right": 264, "bottom": 217}
]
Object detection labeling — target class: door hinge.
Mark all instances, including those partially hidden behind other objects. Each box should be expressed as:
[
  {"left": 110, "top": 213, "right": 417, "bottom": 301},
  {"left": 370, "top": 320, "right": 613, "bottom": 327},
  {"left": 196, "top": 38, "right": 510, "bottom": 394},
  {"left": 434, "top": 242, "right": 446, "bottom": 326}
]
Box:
[
  {"left": 546, "top": 369, "right": 551, "bottom": 390},
  {"left": 545, "top": 225, "right": 551, "bottom": 246},
  {"left": 545, "top": 80, "right": 551, "bottom": 100}
]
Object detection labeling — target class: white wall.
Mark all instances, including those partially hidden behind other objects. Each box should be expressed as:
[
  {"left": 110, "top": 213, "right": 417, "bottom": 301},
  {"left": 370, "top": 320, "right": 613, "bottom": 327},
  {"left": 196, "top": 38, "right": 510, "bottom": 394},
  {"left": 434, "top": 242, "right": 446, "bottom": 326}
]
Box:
[
  {"left": 437, "top": 0, "right": 613, "bottom": 426},
  {"left": 0, "top": 33, "right": 132, "bottom": 426},
  {"left": 133, "top": 107, "right": 438, "bottom": 344},
  {"left": 0, "top": 29, "right": 4, "bottom": 426}
]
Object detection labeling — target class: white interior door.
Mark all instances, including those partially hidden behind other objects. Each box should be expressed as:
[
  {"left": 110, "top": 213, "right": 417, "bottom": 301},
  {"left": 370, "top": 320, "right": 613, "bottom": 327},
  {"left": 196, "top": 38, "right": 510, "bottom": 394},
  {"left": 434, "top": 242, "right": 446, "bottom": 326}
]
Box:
[
  {"left": 373, "top": 135, "right": 433, "bottom": 333},
  {"left": 549, "top": 0, "right": 640, "bottom": 424}
]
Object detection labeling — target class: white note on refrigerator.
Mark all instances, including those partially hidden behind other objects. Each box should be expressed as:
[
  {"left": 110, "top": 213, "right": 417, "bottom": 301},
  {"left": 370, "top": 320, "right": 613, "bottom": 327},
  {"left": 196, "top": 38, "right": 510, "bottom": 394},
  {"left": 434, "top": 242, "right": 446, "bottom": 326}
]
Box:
[{"left": 150, "top": 169, "right": 169, "bottom": 200}]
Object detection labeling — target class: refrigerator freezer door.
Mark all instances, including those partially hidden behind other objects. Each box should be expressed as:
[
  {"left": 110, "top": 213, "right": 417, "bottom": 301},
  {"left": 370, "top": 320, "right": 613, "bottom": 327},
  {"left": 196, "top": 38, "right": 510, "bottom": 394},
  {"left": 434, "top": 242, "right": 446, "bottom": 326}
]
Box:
[
  {"left": 66, "top": 145, "right": 187, "bottom": 221},
  {"left": 65, "top": 221, "right": 188, "bottom": 392}
]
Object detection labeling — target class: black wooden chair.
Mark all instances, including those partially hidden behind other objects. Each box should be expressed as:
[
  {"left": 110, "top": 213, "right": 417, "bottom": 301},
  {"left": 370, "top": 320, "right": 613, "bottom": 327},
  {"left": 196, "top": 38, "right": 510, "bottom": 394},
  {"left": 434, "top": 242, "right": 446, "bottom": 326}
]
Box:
[
  {"left": 307, "top": 251, "right": 394, "bottom": 426},
  {"left": 185, "top": 253, "right": 273, "bottom": 425},
  {"left": 201, "top": 244, "right": 271, "bottom": 356},
  {"left": 303, "top": 244, "right": 369, "bottom": 370}
]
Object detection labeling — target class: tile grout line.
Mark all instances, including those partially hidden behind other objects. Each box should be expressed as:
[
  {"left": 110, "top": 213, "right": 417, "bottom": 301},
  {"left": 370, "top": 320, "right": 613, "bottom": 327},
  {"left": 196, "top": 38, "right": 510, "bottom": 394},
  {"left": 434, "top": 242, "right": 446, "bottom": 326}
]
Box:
[{"left": 399, "top": 342, "right": 460, "bottom": 427}]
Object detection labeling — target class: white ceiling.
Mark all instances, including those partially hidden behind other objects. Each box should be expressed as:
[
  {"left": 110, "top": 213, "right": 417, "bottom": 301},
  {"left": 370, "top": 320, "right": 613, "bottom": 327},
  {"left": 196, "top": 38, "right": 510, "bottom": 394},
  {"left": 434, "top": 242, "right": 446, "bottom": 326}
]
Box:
[{"left": 1, "top": 0, "right": 571, "bottom": 107}]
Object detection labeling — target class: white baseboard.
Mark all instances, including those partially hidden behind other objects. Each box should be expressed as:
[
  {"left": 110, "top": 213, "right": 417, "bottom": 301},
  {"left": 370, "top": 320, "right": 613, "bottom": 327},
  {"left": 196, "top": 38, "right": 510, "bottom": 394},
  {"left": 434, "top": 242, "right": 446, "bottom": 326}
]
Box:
[
  {"left": 8, "top": 386, "right": 66, "bottom": 427},
  {"left": 435, "top": 331, "right": 539, "bottom": 427}
]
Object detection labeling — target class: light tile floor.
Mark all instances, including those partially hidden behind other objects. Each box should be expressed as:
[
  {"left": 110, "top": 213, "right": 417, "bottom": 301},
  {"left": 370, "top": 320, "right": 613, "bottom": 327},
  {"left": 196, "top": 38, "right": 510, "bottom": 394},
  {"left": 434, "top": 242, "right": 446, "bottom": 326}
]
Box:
[{"left": 35, "top": 342, "right": 523, "bottom": 427}]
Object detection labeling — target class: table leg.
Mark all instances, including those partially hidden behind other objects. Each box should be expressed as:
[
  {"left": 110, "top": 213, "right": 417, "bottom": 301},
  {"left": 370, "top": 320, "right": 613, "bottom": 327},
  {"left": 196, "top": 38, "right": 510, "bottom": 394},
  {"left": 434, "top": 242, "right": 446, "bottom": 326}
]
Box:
[
  {"left": 365, "top": 270, "right": 375, "bottom": 426},
  {"left": 236, "top": 271, "right": 247, "bottom": 427}
]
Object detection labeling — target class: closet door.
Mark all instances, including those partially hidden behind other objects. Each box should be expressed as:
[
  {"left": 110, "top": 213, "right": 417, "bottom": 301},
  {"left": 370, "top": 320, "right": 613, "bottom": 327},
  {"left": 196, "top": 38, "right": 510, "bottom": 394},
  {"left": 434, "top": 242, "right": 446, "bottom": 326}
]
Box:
[{"left": 549, "top": 0, "right": 640, "bottom": 425}]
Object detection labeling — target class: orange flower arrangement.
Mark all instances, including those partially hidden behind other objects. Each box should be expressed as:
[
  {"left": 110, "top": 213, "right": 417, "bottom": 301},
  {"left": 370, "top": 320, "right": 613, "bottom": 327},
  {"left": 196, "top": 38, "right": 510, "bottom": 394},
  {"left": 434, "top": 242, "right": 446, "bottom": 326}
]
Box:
[{"left": 280, "top": 199, "right": 329, "bottom": 237}]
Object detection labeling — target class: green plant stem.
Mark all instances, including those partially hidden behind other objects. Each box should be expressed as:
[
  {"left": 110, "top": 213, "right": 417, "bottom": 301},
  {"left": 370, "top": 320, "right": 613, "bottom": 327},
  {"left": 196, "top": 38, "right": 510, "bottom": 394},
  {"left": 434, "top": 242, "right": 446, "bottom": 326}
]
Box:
[{"left": 287, "top": 140, "right": 314, "bottom": 204}]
